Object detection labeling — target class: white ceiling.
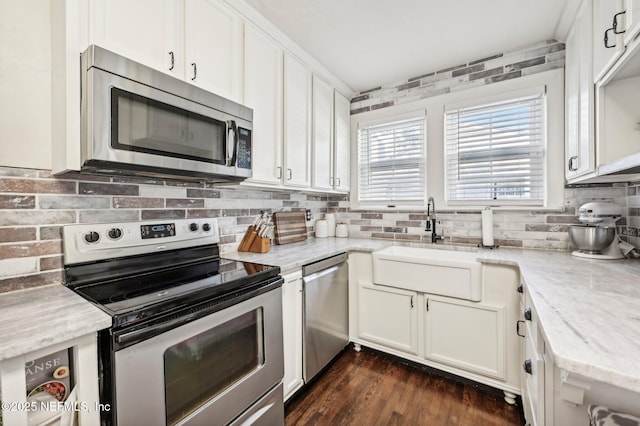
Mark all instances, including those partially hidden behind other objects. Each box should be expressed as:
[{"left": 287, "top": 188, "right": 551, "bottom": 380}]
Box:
[{"left": 242, "top": 0, "right": 573, "bottom": 93}]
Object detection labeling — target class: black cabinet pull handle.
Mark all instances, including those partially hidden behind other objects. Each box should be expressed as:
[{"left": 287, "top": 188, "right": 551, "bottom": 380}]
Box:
[
  {"left": 568, "top": 155, "right": 578, "bottom": 171},
  {"left": 524, "top": 308, "right": 532, "bottom": 321},
  {"left": 604, "top": 28, "right": 616, "bottom": 48},
  {"left": 517, "top": 320, "right": 526, "bottom": 337},
  {"left": 613, "top": 11, "right": 626, "bottom": 34},
  {"left": 523, "top": 359, "right": 533, "bottom": 375},
  {"left": 191, "top": 63, "right": 197, "bottom": 80},
  {"left": 169, "top": 51, "right": 175, "bottom": 71}
]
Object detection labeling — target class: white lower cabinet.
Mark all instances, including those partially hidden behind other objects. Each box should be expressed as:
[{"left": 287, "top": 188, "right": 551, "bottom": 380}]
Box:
[
  {"left": 351, "top": 252, "right": 521, "bottom": 402},
  {"left": 424, "top": 297, "right": 505, "bottom": 380},
  {"left": 358, "top": 284, "right": 418, "bottom": 354},
  {"left": 281, "top": 270, "right": 303, "bottom": 401}
]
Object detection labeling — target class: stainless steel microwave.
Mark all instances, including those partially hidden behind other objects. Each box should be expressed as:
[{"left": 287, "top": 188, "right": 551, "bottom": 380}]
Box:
[{"left": 80, "top": 45, "right": 252, "bottom": 181}]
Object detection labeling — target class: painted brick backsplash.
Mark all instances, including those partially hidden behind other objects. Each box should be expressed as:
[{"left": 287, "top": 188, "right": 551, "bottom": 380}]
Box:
[
  {"left": 0, "top": 166, "right": 335, "bottom": 293},
  {"left": 351, "top": 40, "right": 565, "bottom": 114},
  {"left": 329, "top": 183, "right": 640, "bottom": 251},
  {"left": 0, "top": 165, "right": 639, "bottom": 293}
]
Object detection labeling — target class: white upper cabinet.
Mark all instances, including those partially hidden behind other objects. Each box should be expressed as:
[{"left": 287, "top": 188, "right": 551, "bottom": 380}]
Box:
[
  {"left": 593, "top": 0, "right": 626, "bottom": 81},
  {"left": 184, "top": 0, "right": 243, "bottom": 102},
  {"left": 312, "top": 81, "right": 351, "bottom": 193},
  {"left": 565, "top": 0, "right": 595, "bottom": 180},
  {"left": 333, "top": 91, "right": 351, "bottom": 193},
  {"left": 312, "top": 75, "right": 335, "bottom": 191},
  {"left": 243, "top": 23, "right": 284, "bottom": 186},
  {"left": 91, "top": 0, "right": 179, "bottom": 77},
  {"left": 624, "top": 0, "right": 640, "bottom": 45},
  {"left": 283, "top": 53, "right": 312, "bottom": 188},
  {"left": 91, "top": 0, "right": 243, "bottom": 102}
]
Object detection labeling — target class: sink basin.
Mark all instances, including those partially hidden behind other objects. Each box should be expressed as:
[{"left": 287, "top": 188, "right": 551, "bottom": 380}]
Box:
[{"left": 372, "top": 246, "right": 482, "bottom": 301}]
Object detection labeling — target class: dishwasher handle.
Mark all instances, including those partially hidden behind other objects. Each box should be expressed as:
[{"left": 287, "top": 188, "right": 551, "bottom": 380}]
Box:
[
  {"left": 302, "top": 252, "right": 348, "bottom": 276},
  {"left": 303, "top": 265, "right": 341, "bottom": 282}
]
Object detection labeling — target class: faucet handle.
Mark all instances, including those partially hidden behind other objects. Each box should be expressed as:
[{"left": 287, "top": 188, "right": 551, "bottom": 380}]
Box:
[{"left": 425, "top": 220, "right": 431, "bottom": 232}]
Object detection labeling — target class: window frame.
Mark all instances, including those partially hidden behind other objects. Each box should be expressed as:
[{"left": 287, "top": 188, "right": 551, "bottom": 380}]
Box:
[
  {"left": 444, "top": 86, "right": 548, "bottom": 207},
  {"left": 351, "top": 110, "right": 428, "bottom": 210}
]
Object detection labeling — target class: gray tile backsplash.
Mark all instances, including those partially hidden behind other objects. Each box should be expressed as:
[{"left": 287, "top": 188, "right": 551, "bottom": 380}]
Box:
[{"left": 350, "top": 40, "right": 565, "bottom": 114}]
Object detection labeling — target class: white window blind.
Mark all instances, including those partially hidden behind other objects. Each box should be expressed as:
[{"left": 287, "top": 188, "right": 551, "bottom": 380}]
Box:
[
  {"left": 358, "top": 116, "right": 425, "bottom": 205},
  {"left": 445, "top": 93, "right": 545, "bottom": 204}
]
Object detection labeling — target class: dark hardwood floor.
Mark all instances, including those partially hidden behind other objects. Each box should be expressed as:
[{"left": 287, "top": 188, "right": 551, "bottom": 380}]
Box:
[{"left": 285, "top": 347, "right": 525, "bottom": 426}]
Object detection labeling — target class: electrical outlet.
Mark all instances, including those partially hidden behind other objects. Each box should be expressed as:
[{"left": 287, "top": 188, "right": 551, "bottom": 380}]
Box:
[{"left": 305, "top": 209, "right": 312, "bottom": 221}]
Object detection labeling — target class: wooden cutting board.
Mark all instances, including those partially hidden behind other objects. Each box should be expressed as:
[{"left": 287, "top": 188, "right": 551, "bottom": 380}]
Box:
[{"left": 273, "top": 211, "right": 307, "bottom": 245}]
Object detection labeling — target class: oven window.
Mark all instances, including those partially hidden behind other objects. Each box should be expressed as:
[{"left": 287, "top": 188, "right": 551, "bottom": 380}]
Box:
[
  {"left": 163, "top": 309, "right": 265, "bottom": 425},
  {"left": 111, "top": 88, "right": 226, "bottom": 164}
]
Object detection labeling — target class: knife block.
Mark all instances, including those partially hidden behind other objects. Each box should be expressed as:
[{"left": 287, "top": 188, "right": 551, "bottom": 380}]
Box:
[{"left": 238, "top": 226, "right": 270, "bottom": 253}]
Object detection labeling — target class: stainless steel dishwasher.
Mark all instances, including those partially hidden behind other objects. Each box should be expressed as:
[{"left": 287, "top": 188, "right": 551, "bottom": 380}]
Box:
[{"left": 302, "top": 252, "right": 349, "bottom": 383}]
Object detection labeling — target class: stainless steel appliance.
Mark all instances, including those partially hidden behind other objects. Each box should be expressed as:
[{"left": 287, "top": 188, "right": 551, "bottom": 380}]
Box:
[
  {"left": 63, "top": 218, "right": 283, "bottom": 425},
  {"left": 302, "top": 253, "right": 349, "bottom": 382},
  {"left": 569, "top": 202, "right": 625, "bottom": 259},
  {"left": 77, "top": 45, "right": 253, "bottom": 181}
]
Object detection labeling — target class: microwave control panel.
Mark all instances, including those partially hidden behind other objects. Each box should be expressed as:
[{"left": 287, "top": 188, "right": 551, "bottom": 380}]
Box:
[{"left": 236, "top": 127, "right": 252, "bottom": 169}]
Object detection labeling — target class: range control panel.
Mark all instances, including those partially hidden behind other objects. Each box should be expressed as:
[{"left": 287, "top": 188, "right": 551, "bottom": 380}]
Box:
[{"left": 63, "top": 218, "right": 220, "bottom": 265}]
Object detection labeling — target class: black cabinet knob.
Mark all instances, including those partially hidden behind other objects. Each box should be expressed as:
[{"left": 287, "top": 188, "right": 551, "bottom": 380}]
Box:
[
  {"left": 517, "top": 283, "right": 524, "bottom": 293},
  {"left": 189, "top": 223, "right": 199, "bottom": 232},
  {"left": 524, "top": 308, "right": 532, "bottom": 321},
  {"left": 84, "top": 231, "right": 100, "bottom": 244},
  {"left": 523, "top": 359, "right": 533, "bottom": 375}
]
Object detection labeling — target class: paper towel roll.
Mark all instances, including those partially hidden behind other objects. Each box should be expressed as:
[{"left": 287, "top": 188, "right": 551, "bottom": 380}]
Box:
[
  {"left": 325, "top": 213, "right": 336, "bottom": 237},
  {"left": 481, "top": 207, "right": 494, "bottom": 247}
]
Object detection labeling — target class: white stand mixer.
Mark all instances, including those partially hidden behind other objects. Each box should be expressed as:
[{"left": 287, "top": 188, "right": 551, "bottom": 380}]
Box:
[{"left": 570, "top": 202, "right": 626, "bottom": 260}]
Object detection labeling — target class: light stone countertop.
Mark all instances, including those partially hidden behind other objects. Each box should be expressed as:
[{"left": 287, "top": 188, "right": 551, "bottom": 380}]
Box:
[
  {"left": 224, "top": 237, "right": 640, "bottom": 394},
  {"left": 0, "top": 285, "right": 112, "bottom": 361}
]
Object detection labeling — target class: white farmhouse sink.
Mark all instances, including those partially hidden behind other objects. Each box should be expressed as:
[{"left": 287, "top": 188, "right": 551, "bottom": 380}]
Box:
[{"left": 372, "top": 246, "right": 482, "bottom": 301}]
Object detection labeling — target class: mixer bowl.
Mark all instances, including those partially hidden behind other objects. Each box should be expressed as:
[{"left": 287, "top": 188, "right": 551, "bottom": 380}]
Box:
[{"left": 568, "top": 225, "right": 616, "bottom": 253}]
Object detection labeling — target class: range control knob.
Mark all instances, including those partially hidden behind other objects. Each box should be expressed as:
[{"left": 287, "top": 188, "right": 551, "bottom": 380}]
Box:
[
  {"left": 202, "top": 223, "right": 211, "bottom": 232},
  {"left": 108, "top": 228, "right": 123, "bottom": 240},
  {"left": 84, "top": 231, "right": 100, "bottom": 244},
  {"left": 189, "top": 223, "right": 199, "bottom": 232}
]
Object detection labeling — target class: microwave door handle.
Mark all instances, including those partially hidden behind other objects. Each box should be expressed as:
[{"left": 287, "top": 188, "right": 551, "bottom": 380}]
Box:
[{"left": 226, "top": 120, "right": 238, "bottom": 167}]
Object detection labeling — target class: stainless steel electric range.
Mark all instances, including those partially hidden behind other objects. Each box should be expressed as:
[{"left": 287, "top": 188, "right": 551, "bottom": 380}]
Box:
[{"left": 62, "top": 218, "right": 284, "bottom": 426}]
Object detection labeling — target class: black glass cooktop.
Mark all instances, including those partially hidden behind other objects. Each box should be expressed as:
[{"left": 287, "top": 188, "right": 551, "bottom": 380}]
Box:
[{"left": 65, "top": 245, "right": 280, "bottom": 328}]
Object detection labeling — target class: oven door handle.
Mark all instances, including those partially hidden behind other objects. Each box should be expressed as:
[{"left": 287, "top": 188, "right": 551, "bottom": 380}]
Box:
[{"left": 115, "top": 312, "right": 198, "bottom": 346}]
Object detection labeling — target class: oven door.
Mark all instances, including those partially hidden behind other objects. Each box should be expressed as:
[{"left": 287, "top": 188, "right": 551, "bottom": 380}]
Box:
[{"left": 113, "top": 286, "right": 283, "bottom": 426}]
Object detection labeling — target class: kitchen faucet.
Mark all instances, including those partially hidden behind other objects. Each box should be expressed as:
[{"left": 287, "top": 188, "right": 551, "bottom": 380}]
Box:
[{"left": 425, "top": 196, "right": 443, "bottom": 243}]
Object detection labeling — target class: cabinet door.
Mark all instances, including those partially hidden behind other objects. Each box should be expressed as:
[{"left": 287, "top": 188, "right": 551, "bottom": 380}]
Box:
[
  {"left": 283, "top": 54, "right": 312, "bottom": 188},
  {"left": 593, "top": 0, "right": 625, "bottom": 81},
  {"left": 243, "top": 24, "right": 283, "bottom": 186},
  {"left": 184, "top": 0, "right": 243, "bottom": 102},
  {"left": 333, "top": 91, "right": 351, "bottom": 193},
  {"left": 91, "top": 0, "right": 178, "bottom": 76},
  {"left": 282, "top": 271, "right": 303, "bottom": 401},
  {"left": 312, "top": 76, "right": 335, "bottom": 191},
  {"left": 566, "top": 0, "right": 595, "bottom": 180},
  {"left": 424, "top": 297, "right": 505, "bottom": 379},
  {"left": 522, "top": 323, "right": 545, "bottom": 426},
  {"left": 358, "top": 284, "right": 418, "bottom": 354},
  {"left": 625, "top": 0, "right": 640, "bottom": 45}
]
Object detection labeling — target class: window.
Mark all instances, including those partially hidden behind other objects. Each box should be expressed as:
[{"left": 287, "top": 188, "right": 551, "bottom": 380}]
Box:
[
  {"left": 357, "top": 115, "right": 426, "bottom": 207},
  {"left": 445, "top": 90, "right": 545, "bottom": 205}
]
